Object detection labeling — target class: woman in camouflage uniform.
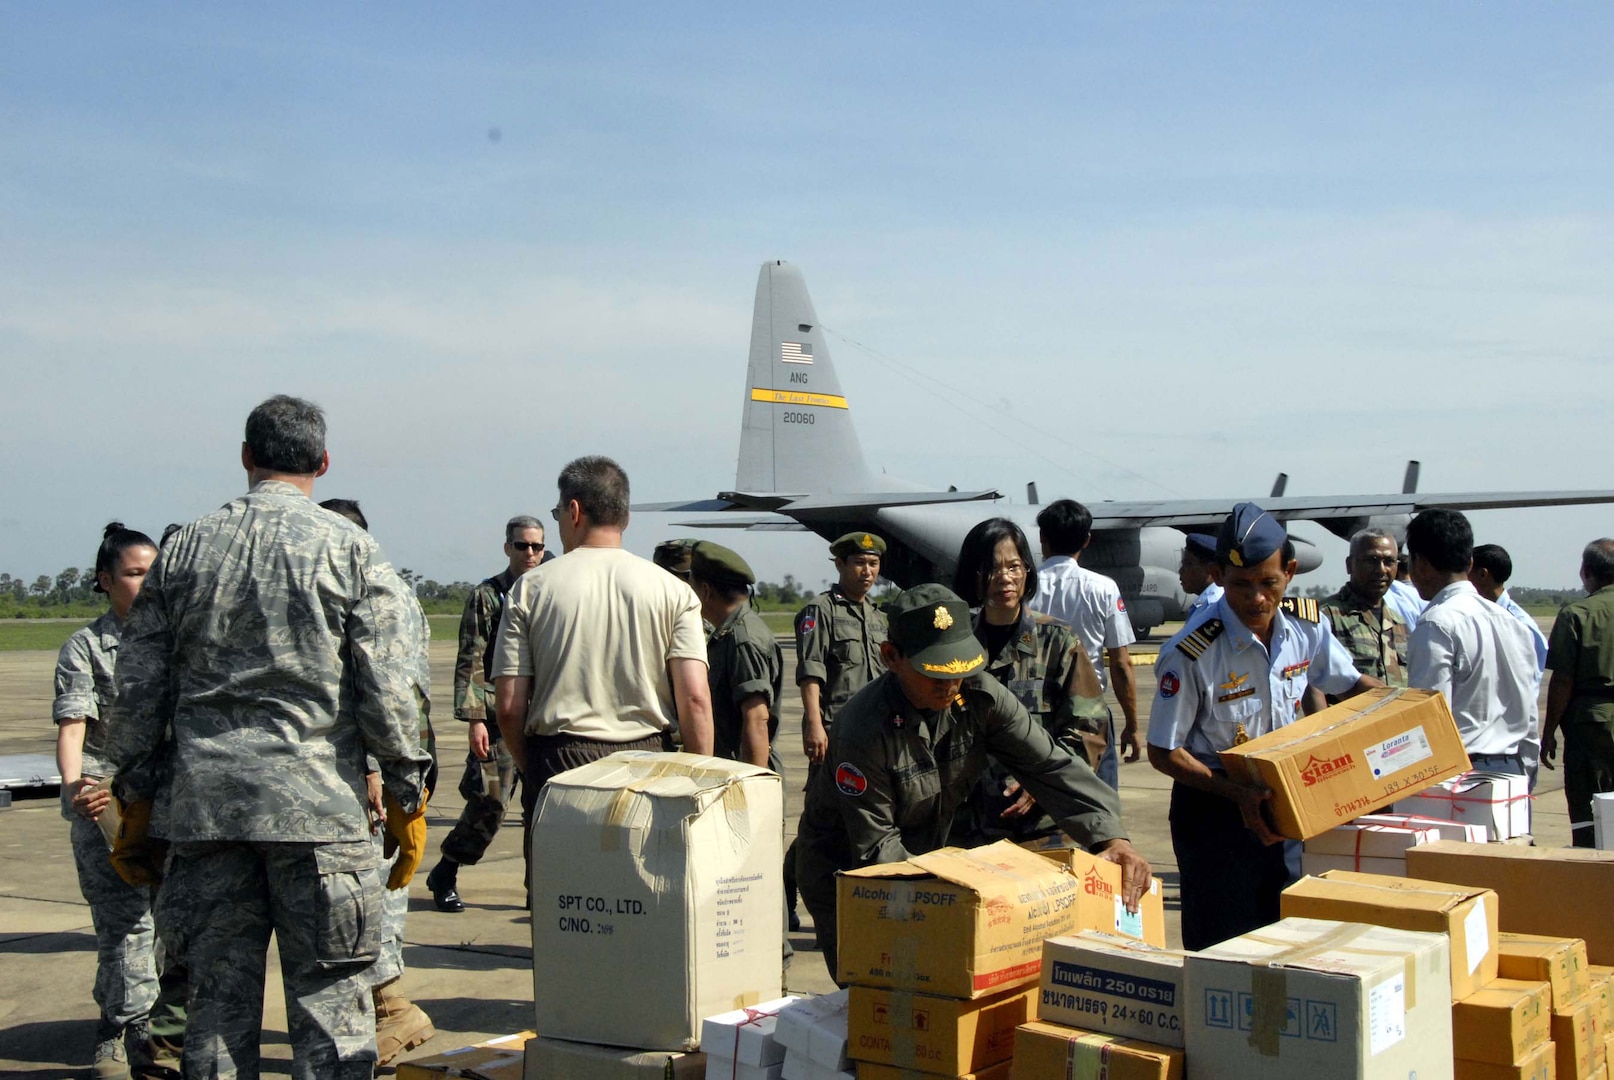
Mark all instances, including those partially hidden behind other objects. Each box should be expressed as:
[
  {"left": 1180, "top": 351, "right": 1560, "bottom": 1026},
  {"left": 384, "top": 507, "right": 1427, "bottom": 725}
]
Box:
[
  {"left": 54, "top": 523, "right": 161, "bottom": 1079},
  {"left": 949, "top": 517, "right": 1111, "bottom": 847}
]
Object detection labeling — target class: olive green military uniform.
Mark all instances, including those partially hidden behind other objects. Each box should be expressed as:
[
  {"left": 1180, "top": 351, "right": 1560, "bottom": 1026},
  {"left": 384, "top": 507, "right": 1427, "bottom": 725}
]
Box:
[
  {"left": 1319, "top": 582, "right": 1410, "bottom": 698},
  {"left": 707, "top": 603, "right": 785, "bottom": 773},
  {"left": 951, "top": 607, "right": 1111, "bottom": 846},
  {"left": 795, "top": 587, "right": 888, "bottom": 727},
  {"left": 797, "top": 671, "right": 1125, "bottom": 979},
  {"left": 1547, "top": 584, "right": 1614, "bottom": 845},
  {"left": 441, "top": 569, "right": 519, "bottom": 866}
]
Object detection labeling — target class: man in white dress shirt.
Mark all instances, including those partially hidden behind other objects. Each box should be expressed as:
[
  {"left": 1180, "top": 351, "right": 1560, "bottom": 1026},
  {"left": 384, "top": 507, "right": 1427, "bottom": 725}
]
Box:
[
  {"left": 1028, "top": 499, "right": 1138, "bottom": 788},
  {"left": 1405, "top": 510, "right": 1540, "bottom": 780}
]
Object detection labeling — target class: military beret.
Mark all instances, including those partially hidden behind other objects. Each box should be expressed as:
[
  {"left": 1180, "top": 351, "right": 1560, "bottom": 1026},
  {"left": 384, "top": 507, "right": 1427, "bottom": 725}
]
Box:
[
  {"left": 690, "top": 541, "right": 755, "bottom": 588},
  {"left": 830, "top": 531, "right": 886, "bottom": 558},
  {"left": 652, "top": 539, "right": 698, "bottom": 577},
  {"left": 886, "top": 583, "right": 985, "bottom": 680},
  {"left": 1215, "top": 502, "right": 1288, "bottom": 569},
  {"left": 1183, "top": 532, "right": 1217, "bottom": 559}
]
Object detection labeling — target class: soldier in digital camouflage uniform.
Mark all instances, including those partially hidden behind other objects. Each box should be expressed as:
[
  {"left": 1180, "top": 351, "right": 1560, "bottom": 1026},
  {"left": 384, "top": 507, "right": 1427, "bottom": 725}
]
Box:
[
  {"left": 1319, "top": 527, "right": 1410, "bottom": 700},
  {"left": 105, "top": 396, "right": 432, "bottom": 1080},
  {"left": 947, "top": 518, "right": 1111, "bottom": 847},
  {"left": 689, "top": 542, "right": 784, "bottom": 772},
  {"left": 424, "top": 515, "right": 547, "bottom": 914},
  {"left": 54, "top": 523, "right": 162, "bottom": 1079}
]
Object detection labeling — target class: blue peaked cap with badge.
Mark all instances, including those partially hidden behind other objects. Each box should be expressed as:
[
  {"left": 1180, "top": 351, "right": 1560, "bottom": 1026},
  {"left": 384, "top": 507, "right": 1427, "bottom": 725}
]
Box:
[{"left": 1215, "top": 502, "right": 1288, "bottom": 569}]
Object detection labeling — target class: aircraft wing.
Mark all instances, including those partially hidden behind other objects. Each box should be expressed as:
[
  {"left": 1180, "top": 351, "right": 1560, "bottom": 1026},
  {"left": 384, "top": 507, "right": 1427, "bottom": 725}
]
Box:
[
  {"left": 634, "top": 489, "right": 1000, "bottom": 515},
  {"left": 1084, "top": 490, "right": 1614, "bottom": 530}
]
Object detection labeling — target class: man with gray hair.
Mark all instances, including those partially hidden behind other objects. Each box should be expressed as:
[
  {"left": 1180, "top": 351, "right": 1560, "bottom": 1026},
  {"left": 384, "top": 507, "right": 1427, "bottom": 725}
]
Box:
[
  {"left": 1318, "top": 528, "right": 1410, "bottom": 699},
  {"left": 105, "top": 394, "right": 432, "bottom": 1078},
  {"left": 424, "top": 515, "right": 550, "bottom": 914},
  {"left": 493, "top": 457, "right": 714, "bottom": 901},
  {"left": 1542, "top": 539, "right": 1614, "bottom": 845}
]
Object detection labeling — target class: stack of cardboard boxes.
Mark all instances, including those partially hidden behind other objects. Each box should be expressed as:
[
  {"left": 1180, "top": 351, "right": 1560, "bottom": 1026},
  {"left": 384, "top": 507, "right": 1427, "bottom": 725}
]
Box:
[{"left": 774, "top": 990, "right": 854, "bottom": 1080}]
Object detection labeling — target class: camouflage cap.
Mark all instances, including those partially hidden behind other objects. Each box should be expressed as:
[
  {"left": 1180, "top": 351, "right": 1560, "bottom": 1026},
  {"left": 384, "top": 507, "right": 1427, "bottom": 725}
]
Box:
[
  {"left": 1215, "top": 502, "right": 1288, "bottom": 569},
  {"left": 830, "top": 531, "right": 886, "bottom": 558},
  {"left": 886, "top": 583, "right": 985, "bottom": 680},
  {"left": 652, "top": 539, "right": 698, "bottom": 578},
  {"left": 690, "top": 541, "right": 756, "bottom": 588}
]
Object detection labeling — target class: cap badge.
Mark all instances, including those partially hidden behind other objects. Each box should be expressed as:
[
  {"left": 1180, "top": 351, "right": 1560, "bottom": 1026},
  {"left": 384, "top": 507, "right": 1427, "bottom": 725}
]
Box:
[
  {"left": 933, "top": 605, "right": 953, "bottom": 630},
  {"left": 860, "top": 533, "right": 875, "bottom": 549},
  {"left": 1229, "top": 549, "right": 1244, "bottom": 567}
]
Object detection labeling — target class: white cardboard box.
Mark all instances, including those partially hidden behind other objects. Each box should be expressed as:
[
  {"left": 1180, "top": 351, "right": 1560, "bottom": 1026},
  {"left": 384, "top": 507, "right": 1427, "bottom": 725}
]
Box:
[
  {"left": 1396, "top": 770, "right": 1531, "bottom": 840},
  {"left": 1183, "top": 916, "right": 1453, "bottom": 1079},
  {"left": 530, "top": 751, "right": 784, "bottom": 1051},
  {"left": 705, "top": 1056, "right": 783, "bottom": 1080},
  {"left": 1300, "top": 820, "right": 1445, "bottom": 878},
  {"left": 780, "top": 1049, "right": 854, "bottom": 1080},
  {"left": 1037, "top": 930, "right": 1188, "bottom": 1048},
  {"left": 1352, "top": 812, "right": 1487, "bottom": 844},
  {"left": 700, "top": 997, "right": 799, "bottom": 1067},
  {"left": 774, "top": 991, "right": 849, "bottom": 1068},
  {"left": 1594, "top": 792, "right": 1614, "bottom": 850}
]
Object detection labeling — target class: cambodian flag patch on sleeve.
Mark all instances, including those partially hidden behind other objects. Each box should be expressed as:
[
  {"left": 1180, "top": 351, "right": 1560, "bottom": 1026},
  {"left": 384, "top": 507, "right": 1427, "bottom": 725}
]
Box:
[
  {"left": 835, "top": 762, "right": 867, "bottom": 796},
  {"left": 1159, "top": 671, "right": 1180, "bottom": 698},
  {"left": 1117, "top": 597, "right": 1127, "bottom": 612},
  {"left": 799, "top": 612, "right": 817, "bottom": 634}
]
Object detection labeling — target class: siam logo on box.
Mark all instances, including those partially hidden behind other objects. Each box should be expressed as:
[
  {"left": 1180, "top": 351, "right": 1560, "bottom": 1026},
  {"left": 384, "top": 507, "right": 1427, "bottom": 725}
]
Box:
[{"left": 1300, "top": 752, "right": 1356, "bottom": 787}]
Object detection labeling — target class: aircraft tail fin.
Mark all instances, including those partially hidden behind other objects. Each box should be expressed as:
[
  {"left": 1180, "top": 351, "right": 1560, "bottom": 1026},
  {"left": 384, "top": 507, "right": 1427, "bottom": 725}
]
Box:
[{"left": 735, "top": 261, "right": 876, "bottom": 494}]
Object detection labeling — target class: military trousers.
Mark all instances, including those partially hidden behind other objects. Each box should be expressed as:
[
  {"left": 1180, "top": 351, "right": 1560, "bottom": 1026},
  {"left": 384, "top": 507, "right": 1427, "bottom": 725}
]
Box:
[
  {"left": 439, "top": 734, "right": 519, "bottom": 867},
  {"left": 371, "top": 833, "right": 408, "bottom": 988},
  {"left": 794, "top": 836, "right": 846, "bottom": 986},
  {"left": 70, "top": 816, "right": 159, "bottom": 1033},
  {"left": 1563, "top": 706, "right": 1614, "bottom": 847},
  {"left": 1169, "top": 781, "right": 1301, "bottom": 951},
  {"left": 164, "top": 839, "right": 382, "bottom": 1080}
]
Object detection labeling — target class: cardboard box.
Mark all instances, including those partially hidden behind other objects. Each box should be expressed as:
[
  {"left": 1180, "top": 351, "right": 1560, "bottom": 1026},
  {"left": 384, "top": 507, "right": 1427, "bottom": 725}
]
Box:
[
  {"left": 1454, "top": 1040, "right": 1558, "bottom": 1080},
  {"left": 1009, "top": 1021, "right": 1184, "bottom": 1080},
  {"left": 1301, "top": 820, "right": 1447, "bottom": 877},
  {"left": 524, "top": 1037, "right": 706, "bottom": 1079},
  {"left": 1554, "top": 993, "right": 1601, "bottom": 1079},
  {"left": 398, "top": 1032, "right": 532, "bottom": 1079},
  {"left": 1280, "top": 870, "right": 1499, "bottom": 1000},
  {"left": 1037, "top": 931, "right": 1187, "bottom": 1048},
  {"left": 1355, "top": 811, "right": 1488, "bottom": 843},
  {"left": 857, "top": 1061, "right": 1012, "bottom": 1080},
  {"left": 1019, "top": 836, "right": 1167, "bottom": 947},
  {"left": 774, "top": 991, "right": 850, "bottom": 1071},
  {"left": 1593, "top": 793, "right": 1614, "bottom": 850},
  {"left": 1452, "top": 979, "right": 1553, "bottom": 1065},
  {"left": 1591, "top": 969, "right": 1614, "bottom": 1033},
  {"left": 1398, "top": 771, "right": 1532, "bottom": 841},
  {"left": 700, "top": 997, "right": 799, "bottom": 1070},
  {"left": 1498, "top": 935, "right": 1592, "bottom": 1009},
  {"left": 845, "top": 985, "right": 1036, "bottom": 1076},
  {"left": 1218, "top": 687, "right": 1470, "bottom": 840},
  {"left": 837, "top": 841, "right": 1082, "bottom": 999},
  {"left": 1405, "top": 842, "right": 1614, "bottom": 965},
  {"left": 1183, "top": 917, "right": 1454, "bottom": 1079},
  {"left": 530, "top": 752, "right": 784, "bottom": 1050},
  {"left": 703, "top": 1057, "right": 779, "bottom": 1080},
  {"left": 779, "top": 1048, "right": 853, "bottom": 1080}
]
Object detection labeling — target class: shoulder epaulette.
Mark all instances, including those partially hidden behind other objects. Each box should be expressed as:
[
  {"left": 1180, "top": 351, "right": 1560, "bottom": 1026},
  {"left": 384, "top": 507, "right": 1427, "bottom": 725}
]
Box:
[
  {"left": 1281, "top": 596, "right": 1320, "bottom": 623},
  {"left": 1175, "top": 619, "right": 1224, "bottom": 660}
]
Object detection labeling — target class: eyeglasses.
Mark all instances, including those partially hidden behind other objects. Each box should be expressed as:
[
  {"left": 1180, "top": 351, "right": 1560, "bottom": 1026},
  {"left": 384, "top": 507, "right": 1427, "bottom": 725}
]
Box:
[
  {"left": 510, "top": 541, "right": 544, "bottom": 553},
  {"left": 550, "top": 506, "right": 563, "bottom": 522},
  {"left": 985, "top": 562, "right": 1027, "bottom": 580}
]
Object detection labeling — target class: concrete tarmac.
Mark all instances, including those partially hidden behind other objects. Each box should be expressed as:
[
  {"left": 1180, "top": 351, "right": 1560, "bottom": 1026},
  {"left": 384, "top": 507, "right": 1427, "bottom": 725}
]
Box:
[{"left": 0, "top": 629, "right": 1571, "bottom": 1075}]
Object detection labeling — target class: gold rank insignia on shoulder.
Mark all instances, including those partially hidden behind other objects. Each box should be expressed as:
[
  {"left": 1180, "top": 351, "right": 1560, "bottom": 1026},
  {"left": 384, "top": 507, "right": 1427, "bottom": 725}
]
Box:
[
  {"left": 1234, "top": 723, "right": 1250, "bottom": 745},
  {"left": 1175, "top": 619, "right": 1225, "bottom": 660},
  {"left": 933, "top": 605, "right": 953, "bottom": 630},
  {"left": 1280, "top": 596, "right": 1320, "bottom": 623}
]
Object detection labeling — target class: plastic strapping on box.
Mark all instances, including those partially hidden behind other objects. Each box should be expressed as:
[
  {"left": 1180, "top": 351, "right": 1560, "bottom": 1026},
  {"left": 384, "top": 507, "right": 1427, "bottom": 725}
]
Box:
[
  {"left": 1349, "top": 823, "right": 1437, "bottom": 870},
  {"left": 1063, "top": 1031, "right": 1116, "bottom": 1080},
  {"left": 727, "top": 1005, "right": 781, "bottom": 1080}
]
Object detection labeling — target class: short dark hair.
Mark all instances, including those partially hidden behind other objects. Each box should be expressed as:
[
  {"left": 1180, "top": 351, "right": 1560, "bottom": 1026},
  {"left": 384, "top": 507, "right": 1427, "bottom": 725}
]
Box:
[
  {"left": 245, "top": 395, "right": 326, "bottom": 475},
  {"left": 1036, "top": 499, "right": 1092, "bottom": 556},
  {"left": 953, "top": 518, "right": 1039, "bottom": 607},
  {"left": 1583, "top": 539, "right": 1614, "bottom": 589},
  {"left": 319, "top": 498, "right": 368, "bottom": 531},
  {"left": 557, "top": 456, "right": 630, "bottom": 528},
  {"left": 1471, "top": 543, "right": 1512, "bottom": 585},
  {"left": 93, "top": 522, "right": 157, "bottom": 593},
  {"left": 1406, "top": 509, "right": 1473, "bottom": 574},
  {"left": 505, "top": 515, "right": 543, "bottom": 542}
]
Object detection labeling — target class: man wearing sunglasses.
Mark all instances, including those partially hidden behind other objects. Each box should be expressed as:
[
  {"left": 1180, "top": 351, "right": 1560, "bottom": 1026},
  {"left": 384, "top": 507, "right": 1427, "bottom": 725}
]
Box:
[{"left": 424, "top": 515, "right": 551, "bottom": 913}]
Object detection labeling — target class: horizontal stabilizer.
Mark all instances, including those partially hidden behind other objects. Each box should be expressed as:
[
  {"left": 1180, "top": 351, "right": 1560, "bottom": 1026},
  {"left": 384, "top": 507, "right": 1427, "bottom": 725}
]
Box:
[{"left": 1093, "top": 489, "right": 1614, "bottom": 530}]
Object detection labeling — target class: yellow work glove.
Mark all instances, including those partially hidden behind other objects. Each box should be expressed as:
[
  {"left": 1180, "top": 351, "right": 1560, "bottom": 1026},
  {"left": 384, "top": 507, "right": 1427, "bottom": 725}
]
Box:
[
  {"left": 383, "top": 791, "right": 428, "bottom": 890},
  {"left": 108, "top": 798, "right": 169, "bottom": 888}
]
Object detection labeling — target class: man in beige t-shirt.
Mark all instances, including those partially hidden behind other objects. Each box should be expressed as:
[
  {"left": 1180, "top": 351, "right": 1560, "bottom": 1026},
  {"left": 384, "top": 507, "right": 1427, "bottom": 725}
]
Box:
[{"left": 493, "top": 456, "right": 714, "bottom": 901}]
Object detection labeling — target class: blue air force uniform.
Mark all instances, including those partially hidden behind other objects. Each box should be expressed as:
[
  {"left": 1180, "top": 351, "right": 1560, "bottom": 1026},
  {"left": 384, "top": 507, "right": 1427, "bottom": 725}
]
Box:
[{"left": 1146, "top": 504, "right": 1362, "bottom": 950}]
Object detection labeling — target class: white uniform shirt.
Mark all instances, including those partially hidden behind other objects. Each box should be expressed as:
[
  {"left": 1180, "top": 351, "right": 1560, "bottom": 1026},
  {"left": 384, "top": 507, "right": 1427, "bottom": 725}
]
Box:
[
  {"left": 1387, "top": 580, "right": 1427, "bottom": 629},
  {"left": 1186, "top": 582, "right": 1225, "bottom": 616},
  {"left": 1497, "top": 590, "right": 1549, "bottom": 672},
  {"left": 1148, "top": 597, "right": 1360, "bottom": 770},
  {"left": 1408, "top": 581, "right": 1540, "bottom": 757},
  {"left": 1029, "top": 555, "right": 1135, "bottom": 692}
]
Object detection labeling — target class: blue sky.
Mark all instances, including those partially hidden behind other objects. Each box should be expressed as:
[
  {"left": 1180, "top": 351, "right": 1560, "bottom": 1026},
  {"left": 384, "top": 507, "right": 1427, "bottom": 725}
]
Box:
[{"left": 3, "top": 4, "right": 1610, "bottom": 590}]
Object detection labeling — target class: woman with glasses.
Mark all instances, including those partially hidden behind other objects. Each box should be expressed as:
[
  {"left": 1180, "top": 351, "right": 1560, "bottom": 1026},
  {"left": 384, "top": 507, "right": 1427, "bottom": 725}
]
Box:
[{"left": 949, "top": 517, "right": 1112, "bottom": 846}]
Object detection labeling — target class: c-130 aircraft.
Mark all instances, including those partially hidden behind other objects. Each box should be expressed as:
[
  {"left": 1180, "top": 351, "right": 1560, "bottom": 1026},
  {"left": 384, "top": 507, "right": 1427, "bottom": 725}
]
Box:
[{"left": 643, "top": 260, "right": 1614, "bottom": 635}]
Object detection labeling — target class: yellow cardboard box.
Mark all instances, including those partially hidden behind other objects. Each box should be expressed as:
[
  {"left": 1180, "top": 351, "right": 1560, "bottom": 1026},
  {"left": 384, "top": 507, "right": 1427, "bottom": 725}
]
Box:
[
  {"left": 396, "top": 1032, "right": 531, "bottom": 1080},
  {"left": 846, "top": 985, "right": 1037, "bottom": 1076},
  {"left": 1454, "top": 1040, "right": 1558, "bottom": 1080},
  {"left": 1590, "top": 968, "right": 1614, "bottom": 1033},
  {"left": 1218, "top": 687, "right": 1469, "bottom": 840},
  {"left": 837, "top": 841, "right": 1081, "bottom": 999},
  {"left": 1009, "top": 1020, "right": 1184, "bottom": 1080},
  {"left": 1498, "top": 935, "right": 1592, "bottom": 1010},
  {"left": 522, "top": 1037, "right": 706, "bottom": 1079},
  {"left": 1405, "top": 842, "right": 1614, "bottom": 965},
  {"left": 1452, "top": 980, "right": 1553, "bottom": 1066},
  {"left": 1281, "top": 870, "right": 1499, "bottom": 1001},
  {"left": 857, "top": 1062, "right": 1012, "bottom": 1080},
  {"left": 1019, "top": 836, "right": 1166, "bottom": 947},
  {"left": 1554, "top": 993, "right": 1600, "bottom": 1080}
]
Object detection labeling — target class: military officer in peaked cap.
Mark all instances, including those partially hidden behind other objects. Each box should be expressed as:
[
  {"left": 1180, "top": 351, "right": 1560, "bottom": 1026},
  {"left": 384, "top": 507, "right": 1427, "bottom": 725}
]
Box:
[
  {"left": 1180, "top": 532, "right": 1224, "bottom": 617},
  {"left": 794, "top": 583, "right": 1148, "bottom": 982},
  {"left": 1147, "top": 502, "right": 1382, "bottom": 950},
  {"left": 689, "top": 541, "right": 784, "bottom": 772}
]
